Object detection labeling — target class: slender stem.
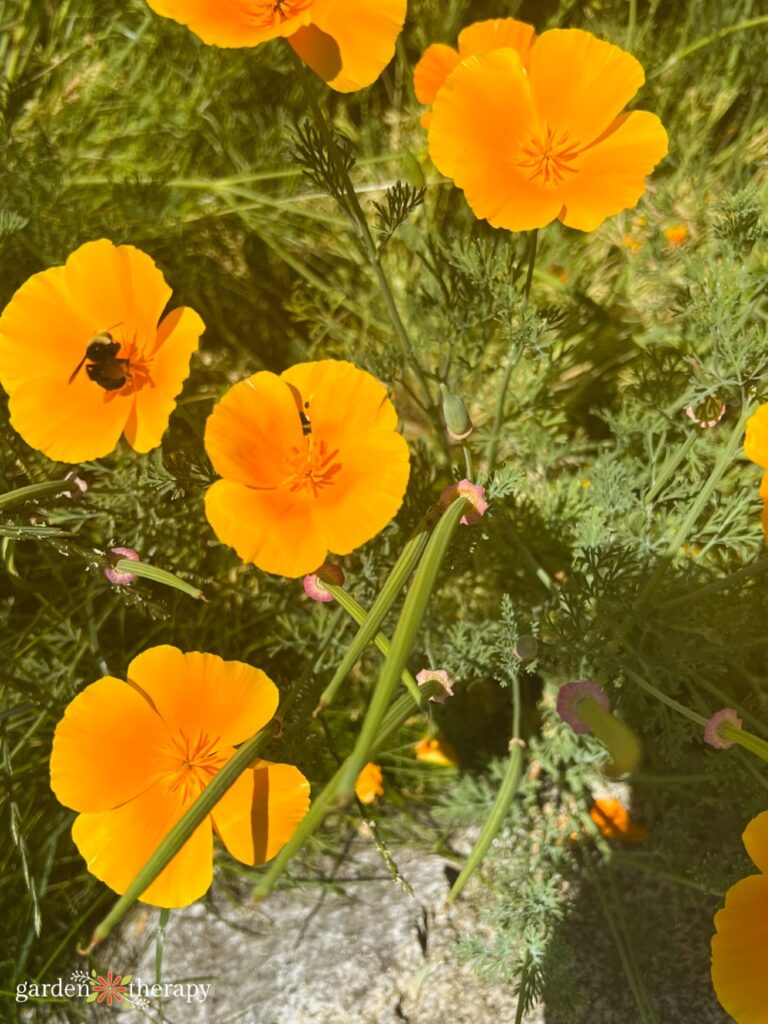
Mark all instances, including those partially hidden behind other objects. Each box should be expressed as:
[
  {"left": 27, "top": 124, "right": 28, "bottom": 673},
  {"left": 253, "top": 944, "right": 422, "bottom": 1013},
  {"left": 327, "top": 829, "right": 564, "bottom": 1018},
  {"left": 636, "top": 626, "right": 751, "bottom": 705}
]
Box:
[
  {"left": 448, "top": 676, "right": 525, "bottom": 902},
  {"left": 80, "top": 720, "right": 278, "bottom": 953},
  {"left": 659, "top": 555, "right": 768, "bottom": 610},
  {"left": 625, "top": 668, "right": 708, "bottom": 728},
  {"left": 337, "top": 497, "right": 470, "bottom": 796},
  {"left": 636, "top": 402, "right": 752, "bottom": 607},
  {"left": 112, "top": 559, "right": 206, "bottom": 602},
  {"left": 322, "top": 584, "right": 423, "bottom": 705},
  {"left": 644, "top": 430, "right": 698, "bottom": 505},
  {"left": 0, "top": 478, "right": 80, "bottom": 512},
  {"left": 290, "top": 51, "right": 438, "bottom": 424},
  {"left": 315, "top": 519, "right": 432, "bottom": 713},
  {"left": 253, "top": 680, "right": 443, "bottom": 899},
  {"left": 486, "top": 230, "right": 538, "bottom": 474},
  {"left": 626, "top": 0, "right": 638, "bottom": 50},
  {"left": 514, "top": 952, "right": 532, "bottom": 1024}
]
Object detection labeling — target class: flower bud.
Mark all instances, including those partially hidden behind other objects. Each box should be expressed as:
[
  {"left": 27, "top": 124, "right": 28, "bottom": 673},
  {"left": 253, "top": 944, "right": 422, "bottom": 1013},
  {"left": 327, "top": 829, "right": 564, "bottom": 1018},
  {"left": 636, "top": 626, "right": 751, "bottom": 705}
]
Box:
[
  {"left": 440, "top": 384, "right": 473, "bottom": 442},
  {"left": 557, "top": 680, "right": 641, "bottom": 776},
  {"left": 704, "top": 708, "right": 742, "bottom": 750},
  {"left": 416, "top": 668, "right": 455, "bottom": 704},
  {"left": 303, "top": 562, "right": 345, "bottom": 603},
  {"left": 104, "top": 546, "right": 140, "bottom": 586}
]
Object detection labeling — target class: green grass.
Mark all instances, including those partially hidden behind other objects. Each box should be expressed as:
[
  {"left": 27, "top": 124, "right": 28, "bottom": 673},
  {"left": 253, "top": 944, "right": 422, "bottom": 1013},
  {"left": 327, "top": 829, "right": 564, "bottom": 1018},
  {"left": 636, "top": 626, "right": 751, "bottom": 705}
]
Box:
[{"left": 2, "top": 0, "right": 768, "bottom": 1020}]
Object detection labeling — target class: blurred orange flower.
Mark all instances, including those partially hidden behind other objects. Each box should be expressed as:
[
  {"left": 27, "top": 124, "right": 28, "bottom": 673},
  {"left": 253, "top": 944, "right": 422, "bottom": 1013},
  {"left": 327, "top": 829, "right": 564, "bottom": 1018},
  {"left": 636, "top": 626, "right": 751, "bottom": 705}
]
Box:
[
  {"left": 413, "top": 735, "right": 458, "bottom": 768},
  {"left": 0, "top": 240, "right": 203, "bottom": 463},
  {"left": 355, "top": 762, "right": 384, "bottom": 805},
  {"left": 711, "top": 810, "right": 768, "bottom": 1022},
  {"left": 744, "top": 405, "right": 768, "bottom": 539},
  {"left": 146, "top": 0, "right": 406, "bottom": 92},
  {"left": 663, "top": 223, "right": 689, "bottom": 246},
  {"left": 415, "top": 18, "right": 668, "bottom": 232},
  {"left": 204, "top": 359, "right": 410, "bottom": 578},
  {"left": 50, "top": 645, "right": 309, "bottom": 908},
  {"left": 589, "top": 797, "right": 647, "bottom": 843}
]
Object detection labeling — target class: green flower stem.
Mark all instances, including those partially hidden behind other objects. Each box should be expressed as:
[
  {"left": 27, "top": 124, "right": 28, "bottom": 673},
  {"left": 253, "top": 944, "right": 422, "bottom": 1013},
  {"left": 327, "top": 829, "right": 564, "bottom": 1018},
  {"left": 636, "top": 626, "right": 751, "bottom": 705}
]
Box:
[
  {"left": 725, "top": 726, "right": 768, "bottom": 765},
  {"left": 644, "top": 430, "right": 698, "bottom": 505},
  {"left": 290, "top": 51, "right": 437, "bottom": 422},
  {"left": 253, "top": 679, "right": 443, "bottom": 901},
  {"left": 659, "top": 555, "right": 768, "bottom": 610},
  {"left": 321, "top": 584, "right": 423, "bottom": 706},
  {"left": 578, "top": 699, "right": 642, "bottom": 776},
  {"left": 636, "top": 402, "right": 752, "bottom": 608},
  {"left": 0, "top": 478, "right": 80, "bottom": 511},
  {"left": 336, "top": 497, "right": 470, "bottom": 797},
  {"left": 80, "top": 720, "right": 278, "bottom": 953},
  {"left": 448, "top": 676, "right": 525, "bottom": 903},
  {"left": 114, "top": 559, "right": 206, "bottom": 602},
  {"left": 650, "top": 16, "right": 768, "bottom": 78},
  {"left": 486, "top": 229, "right": 538, "bottom": 474},
  {"left": 315, "top": 520, "right": 432, "bottom": 713},
  {"left": 625, "top": 668, "right": 708, "bottom": 728}
]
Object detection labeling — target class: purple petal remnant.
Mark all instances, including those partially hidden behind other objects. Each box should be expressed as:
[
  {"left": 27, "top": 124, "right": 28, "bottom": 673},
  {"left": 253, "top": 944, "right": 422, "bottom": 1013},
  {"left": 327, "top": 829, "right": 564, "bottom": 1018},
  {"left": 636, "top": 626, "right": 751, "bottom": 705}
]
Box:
[
  {"left": 557, "top": 679, "right": 610, "bottom": 734},
  {"left": 303, "top": 562, "right": 346, "bottom": 603},
  {"left": 439, "top": 479, "right": 489, "bottom": 525},
  {"left": 704, "top": 707, "right": 742, "bottom": 750},
  {"left": 104, "top": 546, "right": 140, "bottom": 586},
  {"left": 416, "top": 668, "right": 455, "bottom": 704}
]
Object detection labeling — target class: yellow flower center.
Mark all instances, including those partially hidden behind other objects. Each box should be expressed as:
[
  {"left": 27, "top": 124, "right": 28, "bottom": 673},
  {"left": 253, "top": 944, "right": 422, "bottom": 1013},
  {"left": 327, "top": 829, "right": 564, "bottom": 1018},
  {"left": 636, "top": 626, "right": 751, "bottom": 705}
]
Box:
[
  {"left": 515, "top": 126, "right": 581, "bottom": 187},
  {"left": 245, "top": 0, "right": 313, "bottom": 29},
  {"left": 285, "top": 435, "right": 342, "bottom": 496},
  {"left": 163, "top": 730, "right": 227, "bottom": 803}
]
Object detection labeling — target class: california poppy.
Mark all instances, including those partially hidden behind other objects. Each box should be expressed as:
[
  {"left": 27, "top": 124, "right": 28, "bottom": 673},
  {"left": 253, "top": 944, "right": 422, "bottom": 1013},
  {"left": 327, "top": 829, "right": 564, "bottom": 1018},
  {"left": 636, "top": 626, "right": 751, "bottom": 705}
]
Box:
[
  {"left": 413, "top": 735, "right": 458, "bottom": 768},
  {"left": 50, "top": 645, "right": 310, "bottom": 908},
  {"left": 354, "top": 762, "right": 384, "bottom": 805},
  {"left": 744, "top": 404, "right": 768, "bottom": 538},
  {"left": 204, "top": 359, "right": 410, "bottom": 578},
  {"left": 711, "top": 810, "right": 768, "bottom": 1022},
  {"left": 0, "top": 240, "right": 203, "bottom": 463},
  {"left": 145, "top": 0, "right": 406, "bottom": 93},
  {"left": 415, "top": 18, "right": 668, "bottom": 232},
  {"left": 589, "top": 797, "right": 647, "bottom": 843}
]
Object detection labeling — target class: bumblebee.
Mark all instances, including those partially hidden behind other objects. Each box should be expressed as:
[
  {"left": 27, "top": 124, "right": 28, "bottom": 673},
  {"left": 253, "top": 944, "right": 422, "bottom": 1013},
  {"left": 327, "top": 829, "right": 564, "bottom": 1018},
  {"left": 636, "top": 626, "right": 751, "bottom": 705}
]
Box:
[{"left": 68, "top": 332, "right": 130, "bottom": 391}]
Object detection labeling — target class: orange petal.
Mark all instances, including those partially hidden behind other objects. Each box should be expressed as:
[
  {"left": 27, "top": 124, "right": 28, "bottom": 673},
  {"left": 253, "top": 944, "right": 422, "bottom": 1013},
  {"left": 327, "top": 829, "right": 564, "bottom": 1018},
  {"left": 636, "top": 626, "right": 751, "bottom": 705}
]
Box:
[
  {"left": 413, "top": 43, "right": 460, "bottom": 104},
  {"left": 7, "top": 374, "right": 131, "bottom": 462},
  {"left": 711, "top": 874, "right": 768, "bottom": 1024},
  {"left": 63, "top": 240, "right": 171, "bottom": 352},
  {"left": 204, "top": 372, "right": 305, "bottom": 489},
  {"left": 71, "top": 780, "right": 213, "bottom": 908},
  {"left": 527, "top": 29, "right": 645, "bottom": 146},
  {"left": 429, "top": 49, "right": 562, "bottom": 231},
  {"left": 294, "top": 0, "right": 406, "bottom": 92},
  {"left": 50, "top": 676, "right": 172, "bottom": 813},
  {"left": 124, "top": 306, "right": 204, "bottom": 453},
  {"left": 312, "top": 429, "right": 410, "bottom": 554},
  {"left": 743, "top": 810, "right": 768, "bottom": 873},
  {"left": 127, "top": 646, "right": 279, "bottom": 749},
  {"left": 745, "top": 405, "right": 768, "bottom": 470},
  {"left": 354, "top": 762, "right": 384, "bottom": 804},
  {"left": 146, "top": 0, "right": 313, "bottom": 47},
  {"left": 211, "top": 759, "right": 310, "bottom": 864},
  {"left": 0, "top": 266, "right": 93, "bottom": 393},
  {"left": 457, "top": 18, "right": 536, "bottom": 60},
  {"left": 282, "top": 359, "right": 398, "bottom": 442},
  {"left": 557, "top": 110, "right": 669, "bottom": 231},
  {"left": 205, "top": 478, "right": 328, "bottom": 577}
]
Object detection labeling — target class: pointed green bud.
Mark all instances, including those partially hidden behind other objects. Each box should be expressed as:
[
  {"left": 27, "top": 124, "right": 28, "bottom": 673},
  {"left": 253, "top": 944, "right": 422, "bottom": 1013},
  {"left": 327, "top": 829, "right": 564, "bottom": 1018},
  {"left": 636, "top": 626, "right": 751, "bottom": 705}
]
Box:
[{"left": 440, "top": 384, "right": 473, "bottom": 442}]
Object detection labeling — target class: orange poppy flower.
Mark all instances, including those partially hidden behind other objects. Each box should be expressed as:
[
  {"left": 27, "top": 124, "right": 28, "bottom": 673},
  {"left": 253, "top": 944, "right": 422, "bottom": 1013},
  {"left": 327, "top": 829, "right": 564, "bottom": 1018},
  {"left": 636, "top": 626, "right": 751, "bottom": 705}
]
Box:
[
  {"left": 711, "top": 810, "right": 768, "bottom": 1023},
  {"left": 204, "top": 359, "right": 410, "bottom": 578},
  {"left": 589, "top": 797, "right": 647, "bottom": 843},
  {"left": 0, "top": 240, "right": 203, "bottom": 463},
  {"left": 744, "top": 404, "right": 768, "bottom": 539},
  {"left": 49, "top": 645, "right": 310, "bottom": 908},
  {"left": 413, "top": 735, "right": 458, "bottom": 768},
  {"left": 415, "top": 19, "right": 668, "bottom": 232},
  {"left": 354, "top": 762, "right": 384, "bottom": 805},
  {"left": 145, "top": 0, "right": 406, "bottom": 93}
]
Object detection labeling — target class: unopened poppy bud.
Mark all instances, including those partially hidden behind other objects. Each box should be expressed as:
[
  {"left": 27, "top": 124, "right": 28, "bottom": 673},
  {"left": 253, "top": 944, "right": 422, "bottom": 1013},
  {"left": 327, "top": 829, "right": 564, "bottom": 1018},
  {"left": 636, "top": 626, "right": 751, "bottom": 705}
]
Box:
[
  {"left": 439, "top": 479, "right": 488, "bottom": 525},
  {"left": 440, "top": 384, "right": 473, "bottom": 442},
  {"left": 416, "top": 668, "right": 455, "bottom": 704},
  {"left": 515, "top": 635, "right": 538, "bottom": 662},
  {"left": 104, "top": 546, "right": 140, "bottom": 586},
  {"left": 557, "top": 680, "right": 641, "bottom": 776},
  {"left": 704, "top": 708, "right": 742, "bottom": 750},
  {"left": 303, "top": 562, "right": 345, "bottom": 603}
]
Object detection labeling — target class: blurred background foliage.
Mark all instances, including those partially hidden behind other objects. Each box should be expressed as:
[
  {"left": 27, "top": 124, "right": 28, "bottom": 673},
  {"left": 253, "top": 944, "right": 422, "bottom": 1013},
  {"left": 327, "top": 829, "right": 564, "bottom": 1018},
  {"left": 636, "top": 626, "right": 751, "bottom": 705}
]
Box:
[{"left": 1, "top": 0, "right": 768, "bottom": 1019}]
